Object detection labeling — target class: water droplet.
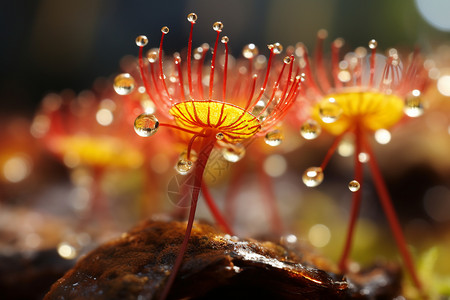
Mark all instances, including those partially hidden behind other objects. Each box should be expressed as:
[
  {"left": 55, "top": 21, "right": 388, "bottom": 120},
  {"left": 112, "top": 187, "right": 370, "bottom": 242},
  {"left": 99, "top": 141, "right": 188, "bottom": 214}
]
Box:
[
  {"left": 135, "top": 35, "right": 148, "bottom": 47},
  {"left": 272, "top": 43, "right": 283, "bottom": 54},
  {"left": 338, "top": 138, "right": 354, "bottom": 157},
  {"left": 338, "top": 70, "right": 351, "bottom": 83},
  {"left": 161, "top": 26, "right": 169, "bottom": 34},
  {"left": 348, "top": 180, "right": 360, "bottom": 192},
  {"left": 113, "top": 73, "right": 136, "bottom": 95},
  {"left": 264, "top": 129, "right": 283, "bottom": 147},
  {"left": 96, "top": 108, "right": 114, "bottom": 126},
  {"left": 216, "top": 132, "right": 224, "bottom": 140},
  {"left": 174, "top": 54, "right": 181, "bottom": 64},
  {"left": 283, "top": 56, "right": 292, "bottom": 64},
  {"left": 251, "top": 100, "right": 269, "bottom": 121},
  {"left": 221, "top": 36, "right": 229, "bottom": 44},
  {"left": 404, "top": 91, "right": 424, "bottom": 117},
  {"left": 374, "top": 129, "right": 391, "bottom": 144},
  {"left": 134, "top": 113, "right": 159, "bottom": 137},
  {"left": 358, "top": 152, "right": 369, "bottom": 163},
  {"left": 368, "top": 39, "right": 378, "bottom": 49},
  {"left": 57, "top": 242, "right": 78, "bottom": 260},
  {"left": 280, "top": 234, "right": 298, "bottom": 245},
  {"left": 176, "top": 159, "right": 193, "bottom": 175},
  {"left": 319, "top": 98, "right": 343, "bottom": 123},
  {"left": 146, "top": 49, "right": 158, "bottom": 63},
  {"left": 213, "top": 21, "right": 223, "bottom": 32},
  {"left": 302, "top": 167, "right": 324, "bottom": 187},
  {"left": 300, "top": 119, "right": 321, "bottom": 140},
  {"left": 222, "top": 144, "right": 246, "bottom": 162},
  {"left": 187, "top": 13, "right": 197, "bottom": 23},
  {"left": 242, "top": 43, "right": 258, "bottom": 59}
]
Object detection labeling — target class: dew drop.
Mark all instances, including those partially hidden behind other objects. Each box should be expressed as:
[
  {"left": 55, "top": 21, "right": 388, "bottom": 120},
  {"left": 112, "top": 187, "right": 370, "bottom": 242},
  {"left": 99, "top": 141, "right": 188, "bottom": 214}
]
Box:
[
  {"left": 251, "top": 99, "right": 268, "bottom": 120},
  {"left": 283, "top": 56, "right": 292, "bottom": 64},
  {"left": 272, "top": 43, "right": 283, "bottom": 54},
  {"left": 300, "top": 119, "right": 321, "bottom": 140},
  {"left": 358, "top": 152, "right": 370, "bottom": 163},
  {"left": 222, "top": 144, "right": 246, "bottom": 162},
  {"left": 242, "top": 43, "right": 258, "bottom": 59},
  {"left": 368, "top": 39, "right": 378, "bottom": 49},
  {"left": 161, "top": 26, "right": 169, "bottom": 34},
  {"left": 213, "top": 21, "right": 223, "bottom": 32},
  {"left": 374, "top": 129, "right": 391, "bottom": 144},
  {"left": 338, "top": 70, "right": 351, "bottom": 83},
  {"left": 280, "top": 234, "right": 298, "bottom": 245},
  {"left": 176, "top": 159, "right": 193, "bottom": 175},
  {"left": 319, "top": 98, "right": 343, "bottom": 123},
  {"left": 134, "top": 113, "right": 159, "bottom": 137},
  {"left": 221, "top": 36, "right": 229, "bottom": 44},
  {"left": 146, "top": 49, "right": 159, "bottom": 63},
  {"left": 113, "top": 73, "right": 136, "bottom": 95},
  {"left": 404, "top": 91, "right": 424, "bottom": 117},
  {"left": 135, "top": 35, "right": 148, "bottom": 47},
  {"left": 348, "top": 180, "right": 360, "bottom": 192},
  {"left": 187, "top": 13, "right": 197, "bottom": 23},
  {"left": 216, "top": 132, "right": 224, "bottom": 140},
  {"left": 57, "top": 242, "right": 78, "bottom": 260},
  {"left": 264, "top": 129, "right": 283, "bottom": 147},
  {"left": 302, "top": 167, "right": 324, "bottom": 187}
]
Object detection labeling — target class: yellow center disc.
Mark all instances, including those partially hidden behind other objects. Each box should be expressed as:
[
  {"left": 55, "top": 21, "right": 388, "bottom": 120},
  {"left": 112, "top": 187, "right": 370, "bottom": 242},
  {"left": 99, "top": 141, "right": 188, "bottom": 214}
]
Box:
[
  {"left": 169, "top": 100, "right": 261, "bottom": 143},
  {"left": 50, "top": 135, "right": 144, "bottom": 168},
  {"left": 313, "top": 91, "right": 404, "bottom": 135}
]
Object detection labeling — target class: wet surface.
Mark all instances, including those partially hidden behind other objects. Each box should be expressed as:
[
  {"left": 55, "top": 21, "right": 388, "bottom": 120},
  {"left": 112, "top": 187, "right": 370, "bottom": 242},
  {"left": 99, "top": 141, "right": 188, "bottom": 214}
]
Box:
[{"left": 45, "top": 219, "right": 402, "bottom": 299}]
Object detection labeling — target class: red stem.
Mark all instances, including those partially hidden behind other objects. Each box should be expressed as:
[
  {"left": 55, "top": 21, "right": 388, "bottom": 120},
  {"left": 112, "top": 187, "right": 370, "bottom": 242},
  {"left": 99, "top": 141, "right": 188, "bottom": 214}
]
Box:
[
  {"left": 362, "top": 134, "right": 423, "bottom": 294},
  {"left": 159, "top": 135, "right": 216, "bottom": 300},
  {"left": 338, "top": 126, "right": 364, "bottom": 272},
  {"left": 201, "top": 181, "right": 234, "bottom": 235},
  {"left": 319, "top": 132, "right": 346, "bottom": 171}
]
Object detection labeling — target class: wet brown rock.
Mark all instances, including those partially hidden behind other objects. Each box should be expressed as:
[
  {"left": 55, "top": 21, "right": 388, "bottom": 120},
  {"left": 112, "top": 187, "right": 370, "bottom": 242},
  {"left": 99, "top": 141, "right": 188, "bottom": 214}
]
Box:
[{"left": 45, "top": 219, "right": 401, "bottom": 300}]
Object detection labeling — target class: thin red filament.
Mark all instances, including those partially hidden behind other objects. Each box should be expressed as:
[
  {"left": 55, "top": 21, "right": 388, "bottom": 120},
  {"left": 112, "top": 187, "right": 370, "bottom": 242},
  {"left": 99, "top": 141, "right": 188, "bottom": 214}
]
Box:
[
  {"left": 244, "top": 74, "right": 258, "bottom": 111},
  {"left": 319, "top": 131, "right": 346, "bottom": 171},
  {"left": 338, "top": 125, "right": 364, "bottom": 272},
  {"left": 249, "top": 49, "right": 275, "bottom": 111},
  {"left": 187, "top": 21, "right": 195, "bottom": 98},
  {"left": 369, "top": 45, "right": 377, "bottom": 87},
  {"left": 331, "top": 40, "right": 343, "bottom": 89},
  {"left": 223, "top": 40, "right": 229, "bottom": 100},
  {"left": 209, "top": 30, "right": 221, "bottom": 100},
  {"left": 314, "top": 31, "right": 332, "bottom": 92},
  {"left": 362, "top": 134, "right": 423, "bottom": 293},
  {"left": 137, "top": 46, "right": 156, "bottom": 102},
  {"left": 174, "top": 57, "right": 185, "bottom": 101},
  {"left": 159, "top": 31, "right": 172, "bottom": 101},
  {"left": 201, "top": 182, "right": 234, "bottom": 235}
]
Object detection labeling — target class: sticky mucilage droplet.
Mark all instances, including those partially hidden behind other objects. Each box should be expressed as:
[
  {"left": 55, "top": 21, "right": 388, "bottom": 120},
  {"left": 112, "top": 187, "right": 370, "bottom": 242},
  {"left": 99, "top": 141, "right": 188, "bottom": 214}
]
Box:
[
  {"left": 302, "top": 167, "right": 324, "bottom": 187},
  {"left": 113, "top": 73, "right": 136, "bottom": 95},
  {"left": 264, "top": 129, "right": 284, "bottom": 147},
  {"left": 134, "top": 113, "right": 159, "bottom": 137},
  {"left": 300, "top": 119, "right": 321, "bottom": 140}
]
